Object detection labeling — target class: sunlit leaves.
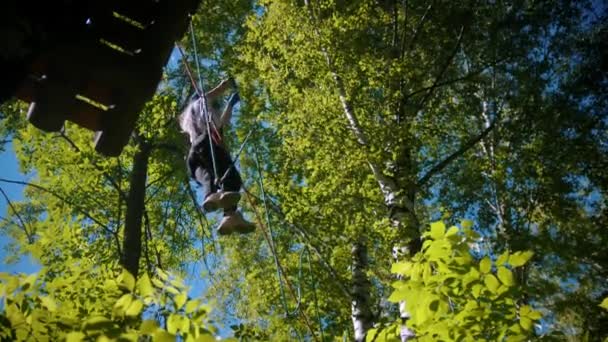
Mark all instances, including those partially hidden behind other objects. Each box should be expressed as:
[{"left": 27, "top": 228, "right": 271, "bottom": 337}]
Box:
[
  {"left": 600, "top": 298, "right": 608, "bottom": 311},
  {"left": 381, "top": 221, "right": 538, "bottom": 341},
  {"left": 0, "top": 267, "right": 221, "bottom": 340},
  {"left": 508, "top": 251, "right": 534, "bottom": 267},
  {"left": 484, "top": 274, "right": 500, "bottom": 293},
  {"left": 497, "top": 267, "right": 514, "bottom": 286},
  {"left": 480, "top": 257, "right": 492, "bottom": 273}
]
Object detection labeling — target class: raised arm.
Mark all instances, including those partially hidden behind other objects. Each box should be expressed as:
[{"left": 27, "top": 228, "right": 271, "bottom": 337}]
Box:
[
  {"left": 205, "top": 78, "right": 232, "bottom": 100},
  {"left": 219, "top": 93, "right": 240, "bottom": 127}
]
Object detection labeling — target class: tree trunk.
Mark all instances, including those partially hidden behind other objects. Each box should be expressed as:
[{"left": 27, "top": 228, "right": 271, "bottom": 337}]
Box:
[
  {"left": 121, "top": 141, "right": 151, "bottom": 278},
  {"left": 351, "top": 241, "right": 374, "bottom": 342}
]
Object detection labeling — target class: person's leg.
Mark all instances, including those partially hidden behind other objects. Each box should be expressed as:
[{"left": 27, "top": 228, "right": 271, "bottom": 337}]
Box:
[
  {"left": 211, "top": 143, "right": 255, "bottom": 235},
  {"left": 191, "top": 136, "right": 223, "bottom": 212},
  {"left": 212, "top": 142, "right": 242, "bottom": 209},
  {"left": 212, "top": 142, "right": 240, "bottom": 190}
]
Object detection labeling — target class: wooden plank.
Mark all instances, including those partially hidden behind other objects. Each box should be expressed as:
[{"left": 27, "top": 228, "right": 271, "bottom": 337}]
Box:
[
  {"left": 69, "top": 100, "right": 104, "bottom": 131},
  {"left": 26, "top": 78, "right": 74, "bottom": 132},
  {"left": 108, "top": 0, "right": 161, "bottom": 28},
  {"left": 87, "top": 13, "right": 147, "bottom": 55}
]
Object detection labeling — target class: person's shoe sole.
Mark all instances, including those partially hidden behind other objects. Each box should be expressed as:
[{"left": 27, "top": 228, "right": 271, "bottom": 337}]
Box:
[
  {"left": 234, "top": 222, "right": 256, "bottom": 234},
  {"left": 202, "top": 193, "right": 222, "bottom": 212},
  {"left": 219, "top": 192, "right": 241, "bottom": 209},
  {"left": 217, "top": 224, "right": 234, "bottom": 235}
]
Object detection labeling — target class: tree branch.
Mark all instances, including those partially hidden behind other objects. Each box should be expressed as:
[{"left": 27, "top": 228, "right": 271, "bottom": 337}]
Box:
[
  {"left": 405, "top": 62, "right": 496, "bottom": 99},
  {"left": 0, "top": 178, "right": 115, "bottom": 237},
  {"left": 304, "top": 0, "right": 368, "bottom": 146},
  {"left": 417, "top": 25, "right": 465, "bottom": 110},
  {"left": 417, "top": 118, "right": 497, "bottom": 186},
  {"left": 243, "top": 187, "right": 351, "bottom": 299},
  {"left": 58, "top": 132, "right": 128, "bottom": 202},
  {"left": 0, "top": 186, "right": 33, "bottom": 243},
  {"left": 402, "top": 2, "right": 433, "bottom": 58}
]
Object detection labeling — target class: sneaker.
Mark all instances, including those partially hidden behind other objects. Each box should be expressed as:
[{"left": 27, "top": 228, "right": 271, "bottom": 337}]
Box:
[
  {"left": 218, "top": 191, "right": 241, "bottom": 209},
  {"left": 202, "top": 192, "right": 222, "bottom": 212},
  {"left": 217, "top": 216, "right": 235, "bottom": 235},
  {"left": 217, "top": 211, "right": 255, "bottom": 235}
]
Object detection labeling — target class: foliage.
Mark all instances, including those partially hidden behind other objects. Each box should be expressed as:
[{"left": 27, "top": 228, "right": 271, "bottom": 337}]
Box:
[
  {"left": 367, "top": 221, "right": 539, "bottom": 342},
  {"left": 0, "top": 264, "right": 225, "bottom": 341},
  {"left": 0, "top": 0, "right": 606, "bottom": 340}
]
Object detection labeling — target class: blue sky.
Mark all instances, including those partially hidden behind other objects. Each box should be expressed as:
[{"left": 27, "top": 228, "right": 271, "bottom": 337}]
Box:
[{"left": 0, "top": 144, "right": 39, "bottom": 274}]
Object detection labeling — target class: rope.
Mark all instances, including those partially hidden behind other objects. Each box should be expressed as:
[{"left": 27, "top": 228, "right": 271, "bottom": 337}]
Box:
[
  {"left": 188, "top": 21, "right": 220, "bottom": 186},
  {"left": 253, "top": 148, "right": 290, "bottom": 315},
  {"left": 179, "top": 23, "right": 324, "bottom": 340},
  {"left": 176, "top": 44, "right": 202, "bottom": 96},
  {"left": 300, "top": 246, "right": 325, "bottom": 341},
  {"left": 243, "top": 189, "right": 319, "bottom": 341},
  {"left": 240, "top": 145, "right": 325, "bottom": 341},
  {"left": 218, "top": 123, "right": 257, "bottom": 184}
]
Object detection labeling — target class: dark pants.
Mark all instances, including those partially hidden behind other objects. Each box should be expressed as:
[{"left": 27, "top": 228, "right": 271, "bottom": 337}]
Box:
[{"left": 187, "top": 135, "right": 242, "bottom": 206}]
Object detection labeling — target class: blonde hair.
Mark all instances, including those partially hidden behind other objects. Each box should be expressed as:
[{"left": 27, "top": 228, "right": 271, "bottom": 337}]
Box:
[{"left": 178, "top": 99, "right": 204, "bottom": 143}]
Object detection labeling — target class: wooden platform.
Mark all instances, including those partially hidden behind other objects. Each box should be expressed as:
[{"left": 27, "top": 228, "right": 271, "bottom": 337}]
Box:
[{"left": 3, "top": 0, "right": 200, "bottom": 156}]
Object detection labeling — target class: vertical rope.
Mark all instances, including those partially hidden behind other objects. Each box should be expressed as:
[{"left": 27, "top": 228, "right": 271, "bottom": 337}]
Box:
[
  {"left": 189, "top": 20, "right": 220, "bottom": 186},
  {"left": 305, "top": 247, "right": 325, "bottom": 341},
  {"left": 254, "top": 147, "right": 289, "bottom": 314}
]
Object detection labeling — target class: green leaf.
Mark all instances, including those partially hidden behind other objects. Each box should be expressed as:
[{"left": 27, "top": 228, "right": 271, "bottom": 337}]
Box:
[
  {"left": 445, "top": 226, "right": 459, "bottom": 237},
  {"left": 40, "top": 296, "right": 57, "bottom": 312},
  {"left": 175, "top": 293, "right": 187, "bottom": 310},
  {"left": 430, "top": 221, "right": 446, "bottom": 240},
  {"left": 113, "top": 293, "right": 133, "bottom": 317},
  {"left": 167, "top": 314, "right": 180, "bottom": 334},
  {"left": 464, "top": 300, "right": 478, "bottom": 311},
  {"left": 138, "top": 273, "right": 154, "bottom": 298},
  {"left": 463, "top": 268, "right": 480, "bottom": 287},
  {"left": 391, "top": 261, "right": 412, "bottom": 275},
  {"left": 97, "top": 336, "right": 112, "bottom": 342},
  {"left": 600, "top": 297, "right": 608, "bottom": 311},
  {"left": 484, "top": 274, "right": 500, "bottom": 293},
  {"left": 165, "top": 286, "right": 180, "bottom": 296},
  {"left": 461, "top": 219, "right": 473, "bottom": 229},
  {"left": 509, "top": 251, "right": 534, "bottom": 267},
  {"left": 140, "top": 320, "right": 159, "bottom": 335},
  {"left": 497, "top": 267, "right": 514, "bottom": 286},
  {"left": 388, "top": 288, "right": 407, "bottom": 302},
  {"left": 365, "top": 328, "right": 379, "bottom": 342},
  {"left": 65, "top": 332, "right": 86, "bottom": 342},
  {"left": 479, "top": 257, "right": 492, "bottom": 273},
  {"left": 505, "top": 335, "right": 527, "bottom": 342},
  {"left": 118, "top": 269, "right": 136, "bottom": 292},
  {"left": 528, "top": 310, "right": 542, "bottom": 320},
  {"left": 125, "top": 299, "right": 144, "bottom": 317},
  {"left": 21, "top": 273, "right": 37, "bottom": 291},
  {"left": 185, "top": 299, "right": 201, "bottom": 314},
  {"left": 152, "top": 278, "right": 165, "bottom": 289},
  {"left": 119, "top": 333, "right": 138, "bottom": 342},
  {"left": 157, "top": 269, "right": 170, "bottom": 281},
  {"left": 472, "top": 284, "right": 483, "bottom": 299},
  {"left": 153, "top": 329, "right": 175, "bottom": 342},
  {"left": 520, "top": 316, "right": 533, "bottom": 331},
  {"left": 496, "top": 251, "right": 510, "bottom": 266},
  {"left": 196, "top": 334, "right": 216, "bottom": 342},
  {"left": 83, "top": 316, "right": 113, "bottom": 330}
]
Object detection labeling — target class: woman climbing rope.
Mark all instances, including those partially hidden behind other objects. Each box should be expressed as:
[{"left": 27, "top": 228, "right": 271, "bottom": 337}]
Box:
[{"left": 179, "top": 78, "right": 255, "bottom": 235}]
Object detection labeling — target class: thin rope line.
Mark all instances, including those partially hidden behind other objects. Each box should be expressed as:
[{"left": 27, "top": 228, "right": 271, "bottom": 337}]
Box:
[
  {"left": 253, "top": 148, "right": 289, "bottom": 314},
  {"left": 219, "top": 123, "right": 257, "bottom": 184},
  {"left": 176, "top": 44, "right": 202, "bottom": 96},
  {"left": 188, "top": 21, "right": 220, "bottom": 187}
]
